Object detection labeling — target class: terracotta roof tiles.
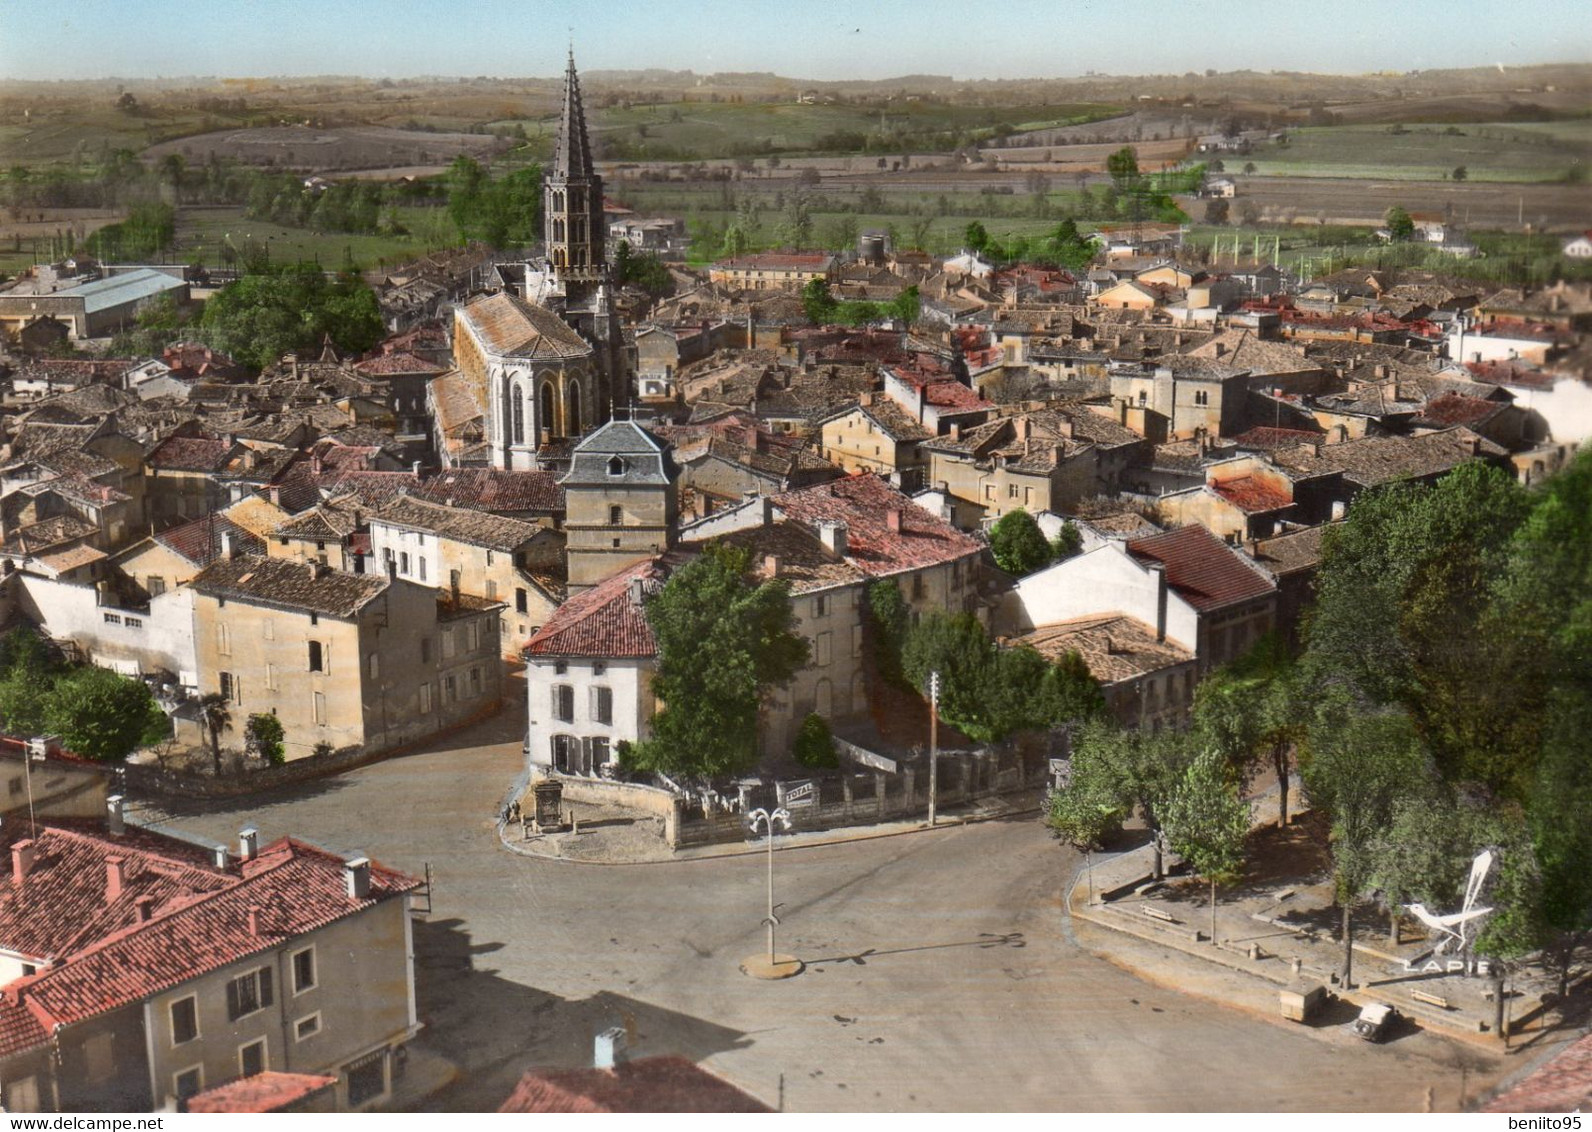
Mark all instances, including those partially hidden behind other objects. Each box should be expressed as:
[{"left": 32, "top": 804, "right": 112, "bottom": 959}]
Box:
[
  {"left": 524, "top": 559, "right": 663, "bottom": 659},
  {"left": 1127, "top": 524, "right": 1276, "bottom": 612}
]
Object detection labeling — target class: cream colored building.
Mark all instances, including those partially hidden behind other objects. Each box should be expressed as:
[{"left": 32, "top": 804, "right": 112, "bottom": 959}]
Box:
[{"left": 816, "top": 395, "right": 933, "bottom": 480}]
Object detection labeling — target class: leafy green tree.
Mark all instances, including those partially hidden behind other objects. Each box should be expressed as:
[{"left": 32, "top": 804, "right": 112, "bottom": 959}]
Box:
[
  {"left": 1193, "top": 632, "right": 1304, "bottom": 827},
  {"left": 801, "top": 277, "right": 838, "bottom": 324},
  {"left": 44, "top": 667, "right": 167, "bottom": 763},
  {"left": 1163, "top": 748, "right": 1251, "bottom": 942},
  {"left": 963, "top": 221, "right": 989, "bottom": 254},
  {"left": 1301, "top": 706, "right": 1430, "bottom": 986},
  {"left": 0, "top": 673, "right": 49, "bottom": 737},
  {"left": 891, "top": 285, "right": 921, "bottom": 325},
  {"left": 865, "top": 579, "right": 910, "bottom": 689},
  {"left": 1050, "top": 520, "right": 1083, "bottom": 563},
  {"left": 245, "top": 712, "right": 286, "bottom": 766},
  {"left": 630, "top": 544, "right": 810, "bottom": 780},
  {"left": 989, "top": 508, "right": 1053, "bottom": 576},
  {"left": 1046, "top": 732, "right": 1128, "bottom": 853},
  {"left": 793, "top": 712, "right": 838, "bottom": 769},
  {"left": 200, "top": 269, "right": 384, "bottom": 369},
  {"left": 1106, "top": 146, "right": 1141, "bottom": 190},
  {"left": 1384, "top": 205, "right": 1416, "bottom": 242},
  {"left": 1452, "top": 165, "right": 1468, "bottom": 182},
  {"left": 612, "top": 241, "right": 675, "bottom": 299},
  {"left": 902, "top": 611, "right": 993, "bottom": 739}
]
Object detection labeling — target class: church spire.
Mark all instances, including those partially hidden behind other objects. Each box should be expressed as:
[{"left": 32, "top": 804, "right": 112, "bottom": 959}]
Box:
[{"left": 553, "top": 49, "right": 593, "bottom": 179}]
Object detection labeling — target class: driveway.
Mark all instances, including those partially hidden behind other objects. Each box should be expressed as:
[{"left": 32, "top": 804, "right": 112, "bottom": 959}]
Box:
[{"left": 129, "top": 703, "right": 1502, "bottom": 1112}]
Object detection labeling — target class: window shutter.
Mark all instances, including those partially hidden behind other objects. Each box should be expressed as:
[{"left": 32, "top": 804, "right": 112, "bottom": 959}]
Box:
[
  {"left": 226, "top": 980, "right": 241, "bottom": 1022},
  {"left": 259, "top": 966, "right": 273, "bottom": 1008}
]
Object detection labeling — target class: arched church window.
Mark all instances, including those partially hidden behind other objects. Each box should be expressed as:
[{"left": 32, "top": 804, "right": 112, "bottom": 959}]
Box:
[
  {"left": 566, "top": 382, "right": 581, "bottom": 433},
  {"left": 511, "top": 388, "right": 524, "bottom": 445},
  {"left": 540, "top": 384, "right": 556, "bottom": 438}
]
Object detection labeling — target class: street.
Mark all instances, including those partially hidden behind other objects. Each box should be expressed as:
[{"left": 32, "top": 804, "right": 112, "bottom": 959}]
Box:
[{"left": 129, "top": 702, "right": 1500, "bottom": 1112}]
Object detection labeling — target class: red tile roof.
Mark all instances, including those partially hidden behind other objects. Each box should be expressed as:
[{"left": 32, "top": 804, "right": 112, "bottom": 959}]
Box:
[
  {"left": 1481, "top": 1031, "right": 1592, "bottom": 1113},
  {"left": 147, "top": 435, "right": 233, "bottom": 473},
  {"left": 411, "top": 468, "right": 565, "bottom": 514},
  {"left": 771, "top": 474, "right": 982, "bottom": 579},
  {"left": 524, "top": 559, "right": 663, "bottom": 659},
  {"left": 923, "top": 380, "right": 992, "bottom": 411},
  {"left": 186, "top": 1071, "right": 338, "bottom": 1114},
  {"left": 1229, "top": 426, "right": 1325, "bottom": 450},
  {"left": 1210, "top": 476, "right": 1294, "bottom": 513},
  {"left": 1416, "top": 392, "right": 1504, "bottom": 427},
  {"left": 154, "top": 514, "right": 265, "bottom": 567},
  {"left": 1128, "top": 525, "right": 1276, "bottom": 612},
  {"left": 352, "top": 350, "right": 445, "bottom": 377},
  {"left": 499, "top": 1057, "right": 770, "bottom": 1113},
  {"left": 15, "top": 835, "right": 418, "bottom": 1037}
]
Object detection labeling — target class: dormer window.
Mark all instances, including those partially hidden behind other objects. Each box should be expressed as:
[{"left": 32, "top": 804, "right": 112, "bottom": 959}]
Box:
[{"left": 607, "top": 456, "right": 626, "bottom": 476}]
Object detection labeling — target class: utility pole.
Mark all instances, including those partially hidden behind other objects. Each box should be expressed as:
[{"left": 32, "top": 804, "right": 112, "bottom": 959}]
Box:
[{"left": 928, "top": 671, "right": 940, "bottom": 827}]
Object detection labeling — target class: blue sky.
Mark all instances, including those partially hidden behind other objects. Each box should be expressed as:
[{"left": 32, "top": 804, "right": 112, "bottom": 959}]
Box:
[{"left": 2, "top": 0, "right": 1589, "bottom": 82}]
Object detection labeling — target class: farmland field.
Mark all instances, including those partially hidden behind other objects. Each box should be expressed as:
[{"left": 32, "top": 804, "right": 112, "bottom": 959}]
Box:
[
  {"left": 1238, "top": 121, "right": 1589, "bottom": 182},
  {"left": 143, "top": 126, "right": 510, "bottom": 173},
  {"left": 171, "top": 204, "right": 461, "bottom": 271}
]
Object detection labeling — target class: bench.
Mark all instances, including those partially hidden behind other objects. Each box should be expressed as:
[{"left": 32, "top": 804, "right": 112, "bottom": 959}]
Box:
[
  {"left": 1410, "top": 990, "right": 1452, "bottom": 1010},
  {"left": 1141, "top": 905, "right": 1178, "bottom": 923}
]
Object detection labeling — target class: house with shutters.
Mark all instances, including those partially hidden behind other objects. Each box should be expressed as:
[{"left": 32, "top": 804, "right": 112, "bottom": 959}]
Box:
[{"left": 0, "top": 815, "right": 421, "bottom": 1113}]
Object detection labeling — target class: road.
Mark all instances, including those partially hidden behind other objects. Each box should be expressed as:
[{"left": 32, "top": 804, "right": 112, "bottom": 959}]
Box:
[{"left": 129, "top": 702, "right": 1500, "bottom": 1113}]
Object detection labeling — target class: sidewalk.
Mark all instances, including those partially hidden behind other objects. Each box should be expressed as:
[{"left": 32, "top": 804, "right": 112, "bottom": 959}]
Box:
[
  {"left": 1066, "top": 777, "right": 1552, "bottom": 1056},
  {"left": 496, "top": 790, "right": 1039, "bottom": 865}
]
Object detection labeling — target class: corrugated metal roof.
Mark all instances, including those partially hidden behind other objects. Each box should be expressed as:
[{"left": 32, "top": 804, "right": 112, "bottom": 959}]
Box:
[{"left": 62, "top": 268, "right": 186, "bottom": 315}]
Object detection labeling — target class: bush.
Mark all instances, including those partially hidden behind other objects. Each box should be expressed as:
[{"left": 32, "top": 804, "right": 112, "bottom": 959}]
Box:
[
  {"left": 989, "top": 508, "right": 1053, "bottom": 576},
  {"left": 793, "top": 713, "right": 838, "bottom": 769},
  {"left": 245, "top": 713, "right": 286, "bottom": 765}
]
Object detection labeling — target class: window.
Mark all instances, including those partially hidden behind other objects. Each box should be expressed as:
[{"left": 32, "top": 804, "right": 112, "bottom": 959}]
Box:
[
  {"left": 7, "top": 777, "right": 21, "bottom": 797},
  {"left": 419, "top": 683, "right": 433, "bottom": 714},
  {"left": 239, "top": 1037, "right": 266, "bottom": 1078},
  {"left": 444, "top": 675, "right": 457, "bottom": 703},
  {"left": 103, "top": 612, "right": 122, "bottom": 625},
  {"left": 1194, "top": 389, "right": 1209, "bottom": 407},
  {"left": 313, "top": 692, "right": 327, "bottom": 726},
  {"left": 553, "top": 684, "right": 574, "bottom": 723},
  {"left": 263, "top": 619, "right": 275, "bottom": 640},
  {"left": 146, "top": 576, "right": 166, "bottom": 597},
  {"left": 442, "top": 627, "right": 457, "bottom": 659},
  {"left": 985, "top": 485, "right": 995, "bottom": 501},
  {"left": 216, "top": 623, "right": 231, "bottom": 656},
  {"left": 607, "top": 456, "right": 625, "bottom": 476},
  {"left": 295, "top": 1013, "right": 322, "bottom": 1041},
  {"left": 516, "top": 588, "right": 528, "bottom": 614},
  {"left": 469, "top": 666, "right": 482, "bottom": 695},
  {"left": 551, "top": 734, "right": 577, "bottom": 773},
  {"left": 292, "top": 947, "right": 316, "bottom": 993},
  {"left": 226, "top": 966, "right": 274, "bottom": 1021},
  {"left": 1008, "top": 484, "right": 1020, "bottom": 499},
  {"left": 83, "top": 1032, "right": 114, "bottom": 1082},
  {"left": 813, "top": 594, "right": 827, "bottom": 617},
  {"left": 450, "top": 568, "right": 461, "bottom": 593},
  {"left": 554, "top": 661, "right": 567, "bottom": 675},
  {"left": 1137, "top": 390, "right": 1148, "bottom": 406},
  {"left": 220, "top": 671, "right": 240, "bottom": 705},
  {"left": 609, "top": 504, "right": 623, "bottom": 526},
  {"left": 591, "top": 685, "right": 613, "bottom": 724},
  {"left": 816, "top": 631, "right": 832, "bottom": 666},
  {"left": 346, "top": 1051, "right": 386, "bottom": 1107},
  {"left": 263, "top": 663, "right": 278, "bottom": 692},
  {"left": 485, "top": 579, "right": 498, "bottom": 601},
  {"left": 3, "top": 1075, "right": 39, "bottom": 1114},
  {"left": 309, "top": 612, "right": 319, "bottom": 626},
  {"left": 912, "top": 574, "right": 926, "bottom": 600},
  {"left": 308, "top": 640, "right": 323, "bottom": 672},
  {"left": 400, "top": 551, "right": 410, "bottom": 573},
  {"left": 853, "top": 624, "right": 864, "bottom": 659},
  {"left": 174, "top": 1067, "right": 203, "bottom": 1103},
  {"left": 590, "top": 736, "right": 610, "bottom": 766},
  {"left": 420, "top": 637, "right": 432, "bottom": 664},
  {"left": 418, "top": 556, "right": 427, "bottom": 582}
]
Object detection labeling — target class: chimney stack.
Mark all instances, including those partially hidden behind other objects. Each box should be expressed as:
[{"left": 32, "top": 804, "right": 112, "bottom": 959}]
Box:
[
  {"left": 1330, "top": 500, "right": 1347, "bottom": 521},
  {"left": 1149, "top": 562, "right": 1168, "bottom": 643},
  {"left": 412, "top": 461, "right": 423, "bottom": 476},
  {"left": 12, "top": 840, "right": 35, "bottom": 887},
  {"left": 818, "top": 520, "right": 849, "bottom": 558},
  {"left": 761, "top": 554, "right": 781, "bottom": 579},
  {"left": 106, "top": 794, "right": 125, "bottom": 837},
  {"left": 134, "top": 895, "right": 155, "bottom": 923},
  {"left": 594, "top": 1027, "right": 627, "bottom": 1071},
  {"left": 211, "top": 845, "right": 230, "bottom": 870},
  {"left": 238, "top": 827, "right": 258, "bottom": 863},
  {"left": 222, "top": 530, "right": 238, "bottom": 560},
  {"left": 886, "top": 508, "right": 903, "bottom": 533},
  {"left": 344, "top": 856, "right": 371, "bottom": 900},
  {"left": 246, "top": 905, "right": 262, "bottom": 937},
  {"left": 105, "top": 856, "right": 125, "bottom": 903}
]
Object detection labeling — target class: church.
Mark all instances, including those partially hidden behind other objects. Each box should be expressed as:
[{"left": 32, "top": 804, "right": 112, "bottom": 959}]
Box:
[{"left": 451, "top": 52, "right": 625, "bottom": 470}]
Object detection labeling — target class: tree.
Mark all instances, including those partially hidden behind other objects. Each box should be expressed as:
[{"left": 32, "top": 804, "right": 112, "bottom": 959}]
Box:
[
  {"left": 1452, "top": 165, "right": 1468, "bottom": 182},
  {"left": 1237, "top": 198, "right": 1260, "bottom": 226},
  {"left": 1106, "top": 146, "right": 1140, "bottom": 191},
  {"left": 988, "top": 508, "right": 1053, "bottom": 576},
  {"left": 1193, "top": 632, "right": 1304, "bottom": 827},
  {"left": 1202, "top": 198, "right": 1230, "bottom": 225},
  {"left": 793, "top": 713, "right": 838, "bottom": 769},
  {"left": 1046, "top": 731, "right": 1128, "bottom": 853},
  {"left": 0, "top": 672, "right": 49, "bottom": 737},
  {"left": 1301, "top": 706, "right": 1430, "bottom": 987},
  {"left": 1384, "top": 205, "right": 1416, "bottom": 242},
  {"left": 1242, "top": 161, "right": 1257, "bottom": 176},
  {"left": 963, "top": 220, "right": 989, "bottom": 254},
  {"left": 629, "top": 545, "right": 810, "bottom": 780},
  {"left": 196, "top": 693, "right": 232, "bottom": 776},
  {"left": 245, "top": 712, "right": 286, "bottom": 766},
  {"left": 1050, "top": 520, "right": 1083, "bottom": 563},
  {"left": 200, "top": 268, "right": 384, "bottom": 369},
  {"left": 801, "top": 277, "right": 838, "bottom": 324},
  {"left": 1163, "top": 749, "right": 1251, "bottom": 943},
  {"left": 865, "top": 579, "right": 911, "bottom": 690},
  {"left": 44, "top": 667, "right": 167, "bottom": 763}
]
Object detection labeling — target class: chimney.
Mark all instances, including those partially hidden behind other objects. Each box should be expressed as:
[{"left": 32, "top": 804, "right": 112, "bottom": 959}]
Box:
[
  {"left": 630, "top": 577, "right": 646, "bottom": 605},
  {"left": 1330, "top": 500, "right": 1347, "bottom": 521},
  {"left": 1214, "top": 342, "right": 1226, "bottom": 358},
  {"left": 11, "top": 840, "right": 35, "bottom": 886},
  {"left": 1149, "top": 562, "right": 1168, "bottom": 643},
  {"left": 858, "top": 391, "right": 873, "bottom": 408},
  {"left": 222, "top": 530, "right": 238, "bottom": 560},
  {"left": 268, "top": 486, "right": 281, "bottom": 507},
  {"left": 819, "top": 520, "right": 848, "bottom": 558},
  {"left": 106, "top": 794, "right": 125, "bottom": 836},
  {"left": 761, "top": 554, "right": 781, "bottom": 579},
  {"left": 344, "top": 856, "right": 371, "bottom": 900},
  {"left": 1470, "top": 435, "right": 1482, "bottom": 456},
  {"left": 105, "top": 856, "right": 125, "bottom": 903},
  {"left": 886, "top": 508, "right": 903, "bottom": 533},
  {"left": 948, "top": 422, "right": 961, "bottom": 441},
  {"left": 307, "top": 560, "right": 322, "bottom": 581},
  {"left": 1246, "top": 537, "right": 1260, "bottom": 557},
  {"left": 594, "top": 1027, "right": 627, "bottom": 1071},
  {"left": 743, "top": 425, "right": 760, "bottom": 452},
  {"left": 211, "top": 844, "right": 230, "bottom": 870},
  {"left": 134, "top": 895, "right": 155, "bottom": 923},
  {"left": 238, "top": 827, "right": 258, "bottom": 863},
  {"left": 411, "top": 461, "right": 423, "bottom": 476},
  {"left": 246, "top": 905, "right": 262, "bottom": 937}
]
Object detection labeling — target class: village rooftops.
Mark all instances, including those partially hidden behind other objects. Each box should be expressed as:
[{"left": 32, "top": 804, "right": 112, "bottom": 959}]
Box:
[
  {"left": 499, "top": 1055, "right": 771, "bottom": 1114},
  {"left": 1249, "top": 522, "right": 1338, "bottom": 580},
  {"left": 1127, "top": 524, "right": 1276, "bottom": 612},
  {"left": 1272, "top": 427, "right": 1506, "bottom": 488},
  {"left": 190, "top": 554, "right": 390, "bottom": 619},
  {"left": 0, "top": 514, "right": 98, "bottom": 558},
  {"left": 819, "top": 397, "right": 933, "bottom": 443},
  {"left": 185, "top": 1071, "right": 340, "bottom": 1114},
  {"left": 1184, "top": 329, "right": 1318, "bottom": 374},
  {"left": 699, "top": 521, "right": 868, "bottom": 595},
  {"left": 523, "top": 558, "right": 664, "bottom": 660},
  {"left": 712, "top": 252, "right": 835, "bottom": 272},
  {"left": 155, "top": 514, "right": 266, "bottom": 567},
  {"left": 1011, "top": 614, "right": 1194, "bottom": 685},
  {"left": 770, "top": 474, "right": 982, "bottom": 579},
  {"left": 373, "top": 495, "right": 544, "bottom": 552},
  {"left": 146, "top": 435, "right": 233, "bottom": 473},
  {"left": 457, "top": 292, "right": 592, "bottom": 360},
  {"left": 411, "top": 467, "right": 564, "bottom": 514}
]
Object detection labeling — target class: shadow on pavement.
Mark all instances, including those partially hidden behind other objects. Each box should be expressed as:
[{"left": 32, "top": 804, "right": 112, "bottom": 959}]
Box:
[
  {"left": 804, "top": 930, "right": 1027, "bottom": 968},
  {"left": 410, "top": 917, "right": 754, "bottom": 1112}
]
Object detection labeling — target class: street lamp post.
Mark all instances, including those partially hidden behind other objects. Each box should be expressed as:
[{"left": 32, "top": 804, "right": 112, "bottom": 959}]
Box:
[
  {"left": 747, "top": 807, "right": 791, "bottom": 963},
  {"left": 928, "top": 671, "right": 940, "bottom": 827}
]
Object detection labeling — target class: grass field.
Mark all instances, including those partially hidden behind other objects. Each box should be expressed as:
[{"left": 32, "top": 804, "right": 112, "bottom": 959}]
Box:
[
  {"left": 1238, "top": 121, "right": 1588, "bottom": 183},
  {"left": 172, "top": 205, "right": 462, "bottom": 271}
]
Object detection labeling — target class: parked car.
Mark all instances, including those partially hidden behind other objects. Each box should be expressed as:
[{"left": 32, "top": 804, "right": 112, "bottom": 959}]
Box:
[{"left": 1353, "top": 1002, "right": 1396, "bottom": 1042}]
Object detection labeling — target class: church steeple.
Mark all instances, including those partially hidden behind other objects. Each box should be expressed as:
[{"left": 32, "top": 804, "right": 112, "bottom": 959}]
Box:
[
  {"left": 553, "top": 49, "right": 594, "bottom": 180},
  {"left": 544, "top": 50, "right": 605, "bottom": 285}
]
